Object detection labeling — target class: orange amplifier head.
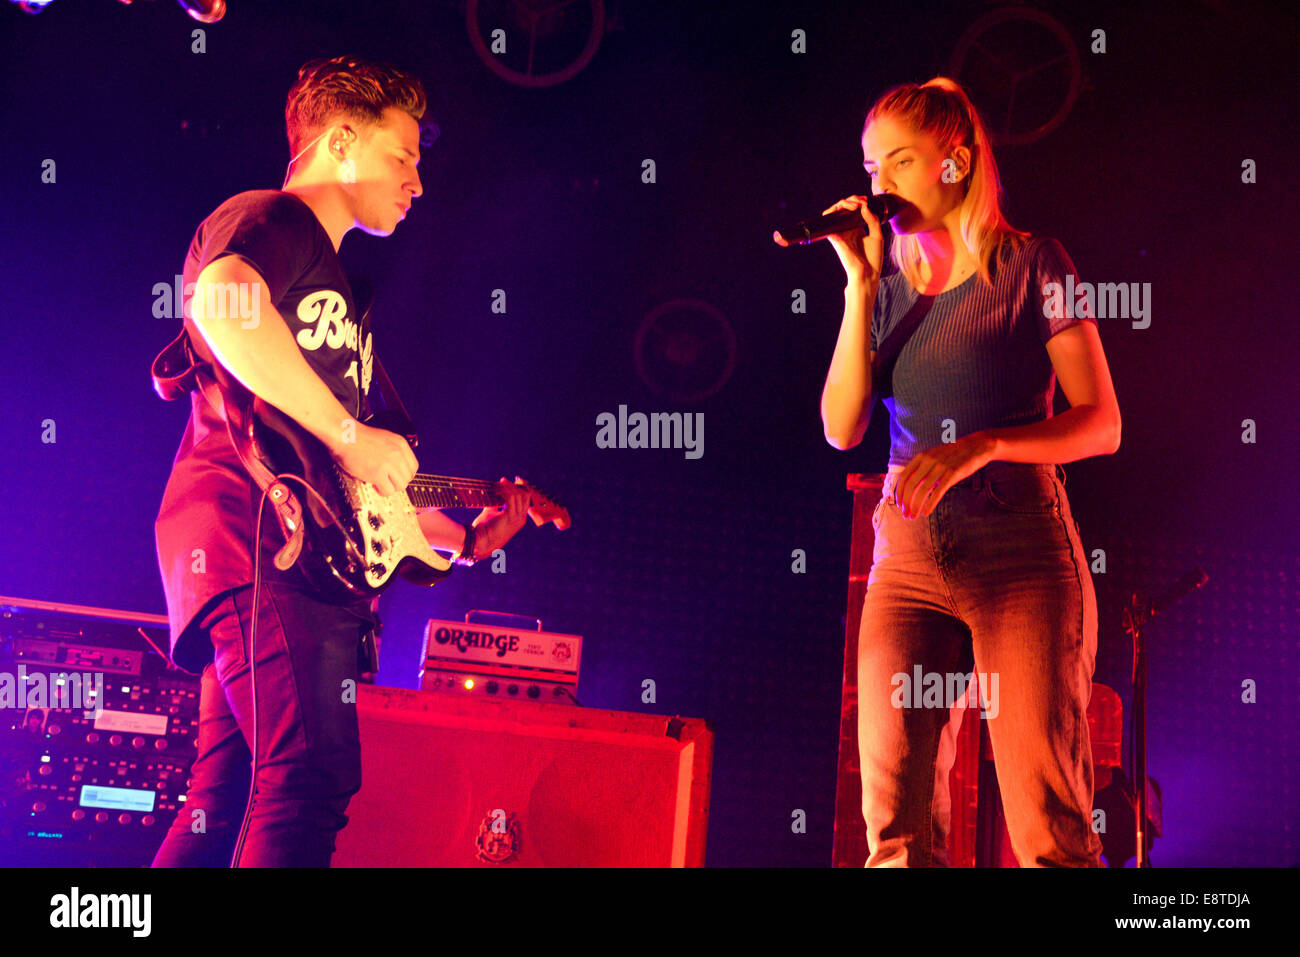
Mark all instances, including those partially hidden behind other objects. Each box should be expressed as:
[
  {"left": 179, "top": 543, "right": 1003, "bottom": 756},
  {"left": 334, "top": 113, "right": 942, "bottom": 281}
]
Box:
[{"left": 418, "top": 617, "right": 582, "bottom": 706}]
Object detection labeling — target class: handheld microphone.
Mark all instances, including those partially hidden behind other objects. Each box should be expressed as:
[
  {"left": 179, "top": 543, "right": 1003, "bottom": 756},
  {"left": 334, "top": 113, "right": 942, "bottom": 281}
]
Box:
[{"left": 772, "top": 193, "right": 906, "bottom": 246}]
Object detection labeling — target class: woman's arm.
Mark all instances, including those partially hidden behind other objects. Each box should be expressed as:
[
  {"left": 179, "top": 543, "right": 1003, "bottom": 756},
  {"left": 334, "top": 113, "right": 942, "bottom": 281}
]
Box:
[
  {"left": 821, "top": 279, "right": 878, "bottom": 449},
  {"left": 984, "top": 322, "right": 1121, "bottom": 463}
]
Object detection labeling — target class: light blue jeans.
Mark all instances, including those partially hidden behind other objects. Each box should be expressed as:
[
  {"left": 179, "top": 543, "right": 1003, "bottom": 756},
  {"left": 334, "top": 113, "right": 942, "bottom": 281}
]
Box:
[{"left": 857, "top": 460, "right": 1103, "bottom": 867}]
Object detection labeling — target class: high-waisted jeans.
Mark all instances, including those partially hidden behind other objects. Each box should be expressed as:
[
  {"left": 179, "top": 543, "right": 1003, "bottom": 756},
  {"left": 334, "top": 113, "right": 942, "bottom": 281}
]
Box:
[
  {"left": 858, "top": 460, "right": 1103, "bottom": 867},
  {"left": 151, "top": 582, "right": 371, "bottom": 868}
]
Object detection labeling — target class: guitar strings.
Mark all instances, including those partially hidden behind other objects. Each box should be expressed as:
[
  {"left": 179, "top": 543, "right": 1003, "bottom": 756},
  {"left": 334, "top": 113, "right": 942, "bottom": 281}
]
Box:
[
  {"left": 404, "top": 475, "right": 556, "bottom": 507},
  {"left": 412, "top": 475, "right": 506, "bottom": 487},
  {"left": 409, "top": 476, "right": 551, "bottom": 498}
]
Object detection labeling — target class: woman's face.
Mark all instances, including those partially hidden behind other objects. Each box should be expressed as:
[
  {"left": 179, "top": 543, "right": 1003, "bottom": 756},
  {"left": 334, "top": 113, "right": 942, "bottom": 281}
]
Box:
[{"left": 861, "top": 114, "right": 966, "bottom": 234}]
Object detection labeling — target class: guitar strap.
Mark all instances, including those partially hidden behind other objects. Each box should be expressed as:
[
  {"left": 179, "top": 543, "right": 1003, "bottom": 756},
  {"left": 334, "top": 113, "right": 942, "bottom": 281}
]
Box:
[
  {"left": 150, "top": 309, "right": 420, "bottom": 569},
  {"left": 153, "top": 323, "right": 384, "bottom": 673},
  {"left": 150, "top": 321, "right": 305, "bottom": 570},
  {"left": 363, "top": 310, "right": 419, "bottom": 447}
]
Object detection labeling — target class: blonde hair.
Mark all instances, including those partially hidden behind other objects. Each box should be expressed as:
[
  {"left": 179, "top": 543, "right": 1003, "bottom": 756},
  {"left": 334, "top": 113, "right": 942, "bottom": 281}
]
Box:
[{"left": 865, "top": 76, "right": 1028, "bottom": 290}]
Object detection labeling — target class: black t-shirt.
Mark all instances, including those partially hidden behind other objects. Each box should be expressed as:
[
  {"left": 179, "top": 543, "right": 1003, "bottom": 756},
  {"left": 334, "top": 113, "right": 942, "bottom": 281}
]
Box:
[{"left": 155, "top": 190, "right": 380, "bottom": 673}]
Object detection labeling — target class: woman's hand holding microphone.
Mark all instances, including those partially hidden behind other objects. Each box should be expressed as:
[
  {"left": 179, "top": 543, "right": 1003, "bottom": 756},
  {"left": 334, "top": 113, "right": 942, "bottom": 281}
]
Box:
[
  {"left": 821, "top": 195, "right": 886, "bottom": 289},
  {"left": 819, "top": 195, "right": 888, "bottom": 451}
]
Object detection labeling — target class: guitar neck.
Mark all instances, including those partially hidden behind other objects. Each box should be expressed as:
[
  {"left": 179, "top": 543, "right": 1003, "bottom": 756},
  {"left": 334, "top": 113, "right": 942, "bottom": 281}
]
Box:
[{"left": 405, "top": 474, "right": 506, "bottom": 510}]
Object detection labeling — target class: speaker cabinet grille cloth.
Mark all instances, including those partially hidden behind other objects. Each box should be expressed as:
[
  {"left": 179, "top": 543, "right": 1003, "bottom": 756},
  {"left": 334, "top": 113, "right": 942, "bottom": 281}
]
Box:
[{"left": 333, "top": 685, "right": 713, "bottom": 867}]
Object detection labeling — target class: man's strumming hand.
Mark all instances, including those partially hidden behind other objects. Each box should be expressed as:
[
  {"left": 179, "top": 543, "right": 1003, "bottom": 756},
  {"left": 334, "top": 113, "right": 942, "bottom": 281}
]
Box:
[{"left": 327, "top": 421, "right": 419, "bottom": 498}]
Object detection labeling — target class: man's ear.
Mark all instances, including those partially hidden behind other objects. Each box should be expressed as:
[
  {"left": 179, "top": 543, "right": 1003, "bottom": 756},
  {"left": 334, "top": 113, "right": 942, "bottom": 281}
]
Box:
[
  {"left": 329, "top": 123, "right": 359, "bottom": 158},
  {"left": 327, "top": 124, "right": 360, "bottom": 185}
]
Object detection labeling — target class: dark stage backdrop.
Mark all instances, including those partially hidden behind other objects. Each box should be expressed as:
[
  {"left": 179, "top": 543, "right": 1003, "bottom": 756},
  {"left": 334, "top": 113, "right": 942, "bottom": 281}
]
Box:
[{"left": 1, "top": 0, "right": 1294, "bottom": 866}]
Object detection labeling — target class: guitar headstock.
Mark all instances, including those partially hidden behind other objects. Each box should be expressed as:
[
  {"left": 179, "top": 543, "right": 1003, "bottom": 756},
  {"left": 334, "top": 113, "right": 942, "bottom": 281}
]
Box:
[{"left": 517, "top": 480, "right": 571, "bottom": 530}]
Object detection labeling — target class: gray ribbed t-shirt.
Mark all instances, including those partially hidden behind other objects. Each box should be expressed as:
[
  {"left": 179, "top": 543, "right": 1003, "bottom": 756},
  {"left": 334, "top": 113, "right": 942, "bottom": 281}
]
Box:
[{"left": 870, "top": 235, "right": 1098, "bottom": 468}]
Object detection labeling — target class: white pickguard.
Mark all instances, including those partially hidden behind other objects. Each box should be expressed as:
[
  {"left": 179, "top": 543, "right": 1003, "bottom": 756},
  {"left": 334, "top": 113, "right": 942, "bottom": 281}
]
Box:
[{"left": 340, "top": 473, "right": 453, "bottom": 587}]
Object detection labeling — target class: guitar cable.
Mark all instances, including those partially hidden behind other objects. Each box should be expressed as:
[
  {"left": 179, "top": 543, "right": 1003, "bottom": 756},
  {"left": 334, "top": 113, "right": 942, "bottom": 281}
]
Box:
[{"left": 229, "top": 472, "right": 369, "bottom": 869}]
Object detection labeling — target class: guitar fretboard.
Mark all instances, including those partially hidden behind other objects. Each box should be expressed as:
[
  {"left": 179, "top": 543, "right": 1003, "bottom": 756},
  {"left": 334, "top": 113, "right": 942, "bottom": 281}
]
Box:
[{"left": 406, "top": 475, "right": 506, "bottom": 510}]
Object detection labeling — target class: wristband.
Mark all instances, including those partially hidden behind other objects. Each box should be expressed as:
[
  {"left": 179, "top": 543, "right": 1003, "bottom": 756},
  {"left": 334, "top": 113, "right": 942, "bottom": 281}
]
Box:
[{"left": 454, "top": 522, "right": 478, "bottom": 566}]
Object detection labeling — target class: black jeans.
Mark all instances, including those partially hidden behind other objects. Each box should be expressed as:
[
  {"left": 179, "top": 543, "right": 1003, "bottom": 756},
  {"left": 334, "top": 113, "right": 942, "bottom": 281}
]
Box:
[{"left": 151, "top": 582, "right": 372, "bottom": 867}]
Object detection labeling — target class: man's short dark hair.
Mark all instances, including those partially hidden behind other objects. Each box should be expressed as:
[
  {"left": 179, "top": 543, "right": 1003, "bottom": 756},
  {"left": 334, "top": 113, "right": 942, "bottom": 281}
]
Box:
[{"left": 285, "top": 55, "right": 427, "bottom": 159}]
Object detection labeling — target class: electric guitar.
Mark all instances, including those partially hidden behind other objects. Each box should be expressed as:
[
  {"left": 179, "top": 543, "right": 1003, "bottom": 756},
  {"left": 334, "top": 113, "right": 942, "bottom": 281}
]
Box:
[{"left": 247, "top": 398, "right": 571, "bottom": 603}]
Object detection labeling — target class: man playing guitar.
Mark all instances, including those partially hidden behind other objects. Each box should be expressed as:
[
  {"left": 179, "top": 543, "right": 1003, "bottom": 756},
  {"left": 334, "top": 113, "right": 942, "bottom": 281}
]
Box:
[{"left": 151, "top": 56, "right": 532, "bottom": 867}]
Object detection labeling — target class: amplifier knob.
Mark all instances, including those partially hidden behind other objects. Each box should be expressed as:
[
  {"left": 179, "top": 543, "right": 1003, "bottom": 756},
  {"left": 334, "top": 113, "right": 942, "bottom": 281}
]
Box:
[
  {"left": 507, "top": 684, "right": 519, "bottom": 695},
  {"left": 142, "top": 815, "right": 156, "bottom": 826},
  {"left": 86, "top": 732, "right": 100, "bottom": 744},
  {"left": 117, "top": 813, "right": 132, "bottom": 825},
  {"left": 368, "top": 513, "right": 383, "bottom": 529},
  {"left": 155, "top": 739, "right": 168, "bottom": 750},
  {"left": 526, "top": 686, "right": 540, "bottom": 699},
  {"left": 132, "top": 736, "right": 146, "bottom": 748},
  {"left": 38, "top": 764, "right": 52, "bottom": 775},
  {"left": 372, "top": 539, "right": 385, "bottom": 555},
  {"left": 108, "top": 734, "right": 123, "bottom": 746},
  {"left": 31, "top": 801, "right": 46, "bottom": 813},
  {"left": 71, "top": 809, "right": 86, "bottom": 821},
  {"left": 369, "top": 563, "right": 387, "bottom": 576},
  {"left": 95, "top": 812, "right": 109, "bottom": 823}
]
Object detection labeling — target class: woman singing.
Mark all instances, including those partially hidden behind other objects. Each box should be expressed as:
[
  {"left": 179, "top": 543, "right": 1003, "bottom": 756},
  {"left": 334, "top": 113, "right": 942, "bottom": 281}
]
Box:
[{"left": 819, "top": 77, "right": 1121, "bottom": 867}]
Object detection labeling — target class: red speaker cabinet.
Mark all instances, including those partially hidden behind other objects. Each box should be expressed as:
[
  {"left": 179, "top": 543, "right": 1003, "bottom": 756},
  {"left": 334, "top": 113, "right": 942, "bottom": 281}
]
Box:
[{"left": 333, "top": 684, "right": 714, "bottom": 867}]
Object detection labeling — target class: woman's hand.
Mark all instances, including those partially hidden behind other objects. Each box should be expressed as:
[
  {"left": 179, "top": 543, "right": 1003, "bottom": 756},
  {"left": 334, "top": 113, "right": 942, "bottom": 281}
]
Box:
[
  {"left": 893, "top": 432, "right": 997, "bottom": 519},
  {"left": 822, "top": 194, "right": 886, "bottom": 287}
]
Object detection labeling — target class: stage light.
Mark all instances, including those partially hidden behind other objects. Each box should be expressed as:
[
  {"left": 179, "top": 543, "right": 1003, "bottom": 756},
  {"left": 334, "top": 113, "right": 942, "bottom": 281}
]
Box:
[
  {"left": 177, "top": 0, "right": 225, "bottom": 23},
  {"left": 7, "top": 0, "right": 226, "bottom": 22}
]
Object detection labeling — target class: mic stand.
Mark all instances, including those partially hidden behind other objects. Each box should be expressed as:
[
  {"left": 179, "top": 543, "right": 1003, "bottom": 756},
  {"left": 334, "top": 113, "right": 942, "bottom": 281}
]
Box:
[{"left": 1120, "top": 567, "right": 1208, "bottom": 867}]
